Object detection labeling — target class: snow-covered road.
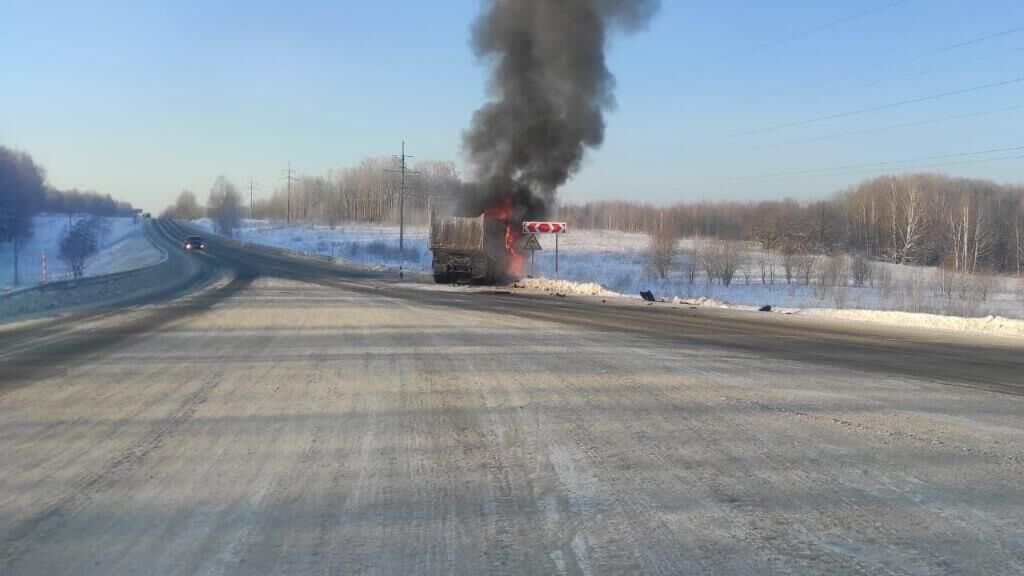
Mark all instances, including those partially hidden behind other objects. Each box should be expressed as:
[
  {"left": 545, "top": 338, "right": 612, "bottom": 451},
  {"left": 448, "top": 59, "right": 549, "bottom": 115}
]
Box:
[{"left": 2, "top": 237, "right": 1023, "bottom": 574}]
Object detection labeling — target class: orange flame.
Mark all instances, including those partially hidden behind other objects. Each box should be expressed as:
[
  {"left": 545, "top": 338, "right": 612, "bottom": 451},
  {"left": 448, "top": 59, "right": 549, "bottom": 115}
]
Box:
[
  {"left": 484, "top": 195, "right": 523, "bottom": 278},
  {"left": 505, "top": 223, "right": 523, "bottom": 276},
  {"left": 483, "top": 195, "right": 514, "bottom": 220}
]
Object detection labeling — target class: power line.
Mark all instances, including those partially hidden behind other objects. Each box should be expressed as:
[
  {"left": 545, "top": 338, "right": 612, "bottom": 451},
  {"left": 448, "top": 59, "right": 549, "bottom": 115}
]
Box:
[
  {"left": 689, "top": 76, "right": 1024, "bottom": 144},
  {"left": 927, "top": 25, "right": 1024, "bottom": 57},
  {"left": 824, "top": 24, "right": 1024, "bottom": 86},
  {"left": 734, "top": 153, "right": 1024, "bottom": 185},
  {"left": 732, "top": 104, "right": 1024, "bottom": 152},
  {"left": 723, "top": 145, "right": 1024, "bottom": 183},
  {"left": 695, "top": 0, "right": 908, "bottom": 69},
  {"left": 794, "top": 45, "right": 1024, "bottom": 110},
  {"left": 750, "top": 25, "right": 1024, "bottom": 106}
]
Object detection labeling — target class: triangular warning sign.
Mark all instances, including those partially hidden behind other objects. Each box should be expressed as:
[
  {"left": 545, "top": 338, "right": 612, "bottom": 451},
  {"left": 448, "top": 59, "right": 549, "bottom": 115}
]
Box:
[{"left": 522, "top": 233, "right": 542, "bottom": 251}]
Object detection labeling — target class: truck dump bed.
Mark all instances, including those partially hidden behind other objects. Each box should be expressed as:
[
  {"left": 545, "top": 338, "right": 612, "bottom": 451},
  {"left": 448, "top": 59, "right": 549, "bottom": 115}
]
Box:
[{"left": 430, "top": 215, "right": 486, "bottom": 252}]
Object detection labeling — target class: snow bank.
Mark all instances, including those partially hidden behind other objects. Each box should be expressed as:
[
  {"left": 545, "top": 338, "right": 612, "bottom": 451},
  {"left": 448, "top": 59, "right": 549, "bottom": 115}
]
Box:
[
  {"left": 515, "top": 277, "right": 627, "bottom": 298},
  {"left": 788, "top": 308, "right": 1024, "bottom": 339},
  {"left": 511, "top": 276, "right": 1024, "bottom": 340}
]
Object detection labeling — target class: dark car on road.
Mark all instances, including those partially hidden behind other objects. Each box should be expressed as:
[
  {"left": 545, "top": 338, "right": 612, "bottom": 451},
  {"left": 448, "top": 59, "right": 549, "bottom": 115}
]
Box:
[{"left": 184, "top": 236, "right": 206, "bottom": 251}]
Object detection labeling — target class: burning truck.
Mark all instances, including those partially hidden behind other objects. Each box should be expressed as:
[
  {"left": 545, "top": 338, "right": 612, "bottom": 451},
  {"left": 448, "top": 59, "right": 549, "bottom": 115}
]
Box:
[
  {"left": 437, "top": 0, "right": 656, "bottom": 284},
  {"left": 429, "top": 209, "right": 522, "bottom": 285}
]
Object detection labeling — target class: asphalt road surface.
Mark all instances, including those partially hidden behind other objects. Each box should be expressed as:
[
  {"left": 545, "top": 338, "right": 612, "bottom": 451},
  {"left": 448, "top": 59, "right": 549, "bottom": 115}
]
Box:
[{"left": 2, "top": 220, "right": 1023, "bottom": 575}]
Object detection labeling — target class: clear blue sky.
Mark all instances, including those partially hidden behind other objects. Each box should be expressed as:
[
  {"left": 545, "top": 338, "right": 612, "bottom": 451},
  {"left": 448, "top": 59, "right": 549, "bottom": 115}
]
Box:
[{"left": 2, "top": 0, "right": 1022, "bottom": 212}]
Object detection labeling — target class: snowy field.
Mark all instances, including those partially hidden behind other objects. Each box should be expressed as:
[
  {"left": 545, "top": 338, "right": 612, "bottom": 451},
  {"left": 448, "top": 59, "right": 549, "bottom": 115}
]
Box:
[
  {"left": 193, "top": 218, "right": 433, "bottom": 271},
  {"left": 193, "top": 219, "right": 1024, "bottom": 335},
  {"left": 0, "top": 214, "right": 163, "bottom": 290}
]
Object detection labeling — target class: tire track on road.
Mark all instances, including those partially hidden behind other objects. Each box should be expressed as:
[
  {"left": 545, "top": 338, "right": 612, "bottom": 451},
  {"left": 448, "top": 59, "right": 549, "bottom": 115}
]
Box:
[
  {"left": 0, "top": 371, "right": 221, "bottom": 570},
  {"left": 0, "top": 273, "right": 253, "bottom": 396}
]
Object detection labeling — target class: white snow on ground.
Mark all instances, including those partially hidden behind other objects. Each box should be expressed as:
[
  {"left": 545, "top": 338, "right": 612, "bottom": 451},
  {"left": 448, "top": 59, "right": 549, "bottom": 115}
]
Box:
[
  {"left": 0, "top": 214, "right": 162, "bottom": 290},
  {"left": 517, "top": 278, "right": 1024, "bottom": 339},
  {"left": 788, "top": 308, "right": 1024, "bottom": 339},
  {"left": 86, "top": 231, "right": 164, "bottom": 276},
  {"left": 193, "top": 219, "right": 1024, "bottom": 338},
  {"left": 514, "top": 278, "right": 627, "bottom": 299},
  {"left": 193, "top": 218, "right": 431, "bottom": 271}
]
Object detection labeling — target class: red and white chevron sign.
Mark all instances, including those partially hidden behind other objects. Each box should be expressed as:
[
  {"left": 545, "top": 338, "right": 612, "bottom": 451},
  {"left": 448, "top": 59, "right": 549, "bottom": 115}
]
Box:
[{"left": 522, "top": 221, "right": 568, "bottom": 234}]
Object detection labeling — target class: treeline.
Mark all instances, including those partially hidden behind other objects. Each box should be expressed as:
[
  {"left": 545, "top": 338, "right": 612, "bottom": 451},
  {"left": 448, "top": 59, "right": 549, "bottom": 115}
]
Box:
[
  {"left": 558, "top": 173, "right": 1024, "bottom": 274},
  {"left": 164, "top": 157, "right": 462, "bottom": 227},
  {"left": 162, "top": 178, "right": 243, "bottom": 237},
  {"left": 163, "top": 159, "right": 1024, "bottom": 275},
  {"left": 1, "top": 145, "right": 136, "bottom": 242}
]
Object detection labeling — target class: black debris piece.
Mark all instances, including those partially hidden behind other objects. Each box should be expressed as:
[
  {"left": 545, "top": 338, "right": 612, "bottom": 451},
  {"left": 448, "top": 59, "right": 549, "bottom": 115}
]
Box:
[
  {"left": 759, "top": 305, "right": 772, "bottom": 312},
  {"left": 640, "top": 290, "right": 656, "bottom": 302}
]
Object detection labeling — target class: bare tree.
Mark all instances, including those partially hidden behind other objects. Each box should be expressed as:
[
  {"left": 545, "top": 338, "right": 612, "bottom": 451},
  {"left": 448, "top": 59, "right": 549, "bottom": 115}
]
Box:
[
  {"left": 207, "top": 176, "right": 242, "bottom": 237},
  {"left": 796, "top": 253, "right": 817, "bottom": 286},
  {"left": 876, "top": 263, "right": 894, "bottom": 299},
  {"left": 946, "top": 191, "right": 993, "bottom": 273},
  {"left": 756, "top": 247, "right": 776, "bottom": 285},
  {"left": 850, "top": 254, "right": 872, "bottom": 287},
  {"left": 59, "top": 217, "right": 99, "bottom": 278},
  {"left": 885, "top": 178, "right": 928, "bottom": 264},
  {"left": 163, "top": 189, "right": 200, "bottom": 220},
  {"left": 974, "top": 272, "right": 999, "bottom": 302},
  {"left": 702, "top": 239, "right": 744, "bottom": 287},
  {"left": 782, "top": 250, "right": 796, "bottom": 285},
  {"left": 648, "top": 211, "right": 677, "bottom": 280},
  {"left": 681, "top": 248, "right": 698, "bottom": 284},
  {"left": 1016, "top": 211, "right": 1023, "bottom": 276},
  {"left": 818, "top": 253, "right": 848, "bottom": 288}
]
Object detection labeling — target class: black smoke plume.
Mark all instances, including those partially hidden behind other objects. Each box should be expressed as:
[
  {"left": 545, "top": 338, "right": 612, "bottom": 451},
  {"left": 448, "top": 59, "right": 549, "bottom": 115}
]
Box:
[{"left": 460, "top": 0, "right": 659, "bottom": 219}]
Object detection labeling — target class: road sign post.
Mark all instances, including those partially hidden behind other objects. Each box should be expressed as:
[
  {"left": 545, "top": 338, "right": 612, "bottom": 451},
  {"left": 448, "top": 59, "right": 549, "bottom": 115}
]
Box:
[
  {"left": 522, "top": 222, "right": 566, "bottom": 278},
  {"left": 522, "top": 233, "right": 543, "bottom": 276}
]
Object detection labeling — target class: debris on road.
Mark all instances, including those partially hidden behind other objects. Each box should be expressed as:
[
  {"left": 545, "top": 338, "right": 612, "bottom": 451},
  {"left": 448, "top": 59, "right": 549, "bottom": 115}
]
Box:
[{"left": 640, "top": 290, "right": 655, "bottom": 302}]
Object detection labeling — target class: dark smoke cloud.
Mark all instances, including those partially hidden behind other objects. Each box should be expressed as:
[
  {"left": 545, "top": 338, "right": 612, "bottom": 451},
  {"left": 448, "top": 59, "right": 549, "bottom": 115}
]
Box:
[{"left": 461, "top": 0, "right": 659, "bottom": 219}]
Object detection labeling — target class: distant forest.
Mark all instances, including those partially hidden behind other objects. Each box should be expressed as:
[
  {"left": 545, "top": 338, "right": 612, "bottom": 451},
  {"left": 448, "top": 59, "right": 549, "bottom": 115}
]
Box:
[
  {"left": 165, "top": 157, "right": 1024, "bottom": 275},
  {"left": 0, "top": 145, "right": 137, "bottom": 242},
  {"left": 556, "top": 173, "right": 1024, "bottom": 274}
]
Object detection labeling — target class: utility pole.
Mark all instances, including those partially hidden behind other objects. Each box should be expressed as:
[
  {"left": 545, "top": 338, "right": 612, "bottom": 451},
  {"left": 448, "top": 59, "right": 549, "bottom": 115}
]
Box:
[
  {"left": 384, "top": 141, "right": 419, "bottom": 258},
  {"left": 281, "top": 163, "right": 298, "bottom": 224},
  {"left": 246, "top": 178, "right": 260, "bottom": 221}
]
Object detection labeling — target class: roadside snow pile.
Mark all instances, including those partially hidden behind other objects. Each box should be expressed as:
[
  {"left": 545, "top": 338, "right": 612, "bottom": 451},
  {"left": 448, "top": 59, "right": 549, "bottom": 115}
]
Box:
[
  {"left": 515, "top": 277, "right": 627, "bottom": 298},
  {"left": 675, "top": 296, "right": 735, "bottom": 308},
  {"left": 512, "top": 276, "right": 1024, "bottom": 338},
  {"left": 789, "top": 308, "right": 1024, "bottom": 339}
]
